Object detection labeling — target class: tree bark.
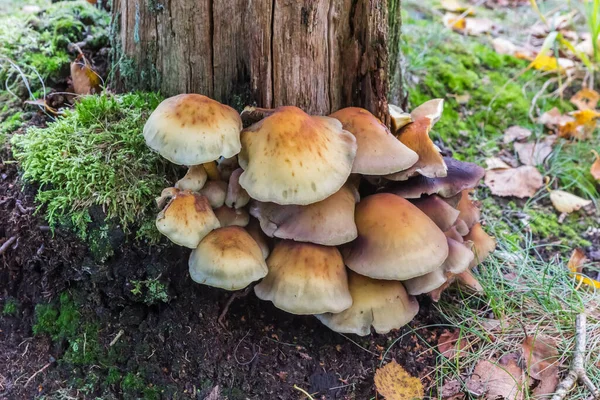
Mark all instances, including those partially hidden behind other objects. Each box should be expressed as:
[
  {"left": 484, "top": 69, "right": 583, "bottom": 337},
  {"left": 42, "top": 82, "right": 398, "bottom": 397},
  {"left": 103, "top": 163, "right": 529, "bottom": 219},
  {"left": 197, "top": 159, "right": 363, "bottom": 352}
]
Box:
[{"left": 111, "top": 0, "right": 401, "bottom": 123}]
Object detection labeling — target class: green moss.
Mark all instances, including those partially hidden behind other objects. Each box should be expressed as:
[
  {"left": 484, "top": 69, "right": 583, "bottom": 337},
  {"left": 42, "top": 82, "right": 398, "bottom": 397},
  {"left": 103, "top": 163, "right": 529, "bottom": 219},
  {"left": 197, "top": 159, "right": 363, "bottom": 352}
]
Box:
[
  {"left": 130, "top": 276, "right": 169, "bottom": 305},
  {"left": 63, "top": 323, "right": 102, "bottom": 365},
  {"left": 12, "top": 93, "right": 172, "bottom": 241},
  {"left": 2, "top": 298, "right": 19, "bottom": 316},
  {"left": 88, "top": 224, "right": 115, "bottom": 262},
  {"left": 122, "top": 373, "right": 145, "bottom": 392},
  {"left": 528, "top": 210, "right": 592, "bottom": 248},
  {"left": 105, "top": 367, "right": 122, "bottom": 386},
  {"left": 33, "top": 292, "right": 79, "bottom": 340}
]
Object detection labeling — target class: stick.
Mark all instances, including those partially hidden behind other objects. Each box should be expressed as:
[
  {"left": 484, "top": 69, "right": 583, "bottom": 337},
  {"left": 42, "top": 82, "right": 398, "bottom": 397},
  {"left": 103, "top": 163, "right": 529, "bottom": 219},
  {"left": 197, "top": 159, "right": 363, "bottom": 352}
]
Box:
[
  {"left": 551, "top": 314, "right": 600, "bottom": 400},
  {"left": 109, "top": 329, "right": 124, "bottom": 347},
  {"left": 24, "top": 362, "right": 51, "bottom": 388},
  {"left": 218, "top": 285, "right": 252, "bottom": 330},
  {"left": 0, "top": 236, "right": 17, "bottom": 255}
]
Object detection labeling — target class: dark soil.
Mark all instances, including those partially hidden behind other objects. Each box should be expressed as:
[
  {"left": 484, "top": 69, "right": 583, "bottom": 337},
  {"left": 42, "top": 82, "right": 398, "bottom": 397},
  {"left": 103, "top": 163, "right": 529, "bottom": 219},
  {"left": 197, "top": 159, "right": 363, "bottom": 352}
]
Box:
[{"left": 0, "top": 135, "right": 444, "bottom": 399}]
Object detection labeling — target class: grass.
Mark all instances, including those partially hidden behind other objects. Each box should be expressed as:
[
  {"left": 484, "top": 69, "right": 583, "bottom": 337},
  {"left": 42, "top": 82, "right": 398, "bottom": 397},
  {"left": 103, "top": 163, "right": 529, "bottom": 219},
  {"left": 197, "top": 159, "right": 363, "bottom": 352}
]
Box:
[{"left": 11, "top": 93, "right": 173, "bottom": 241}]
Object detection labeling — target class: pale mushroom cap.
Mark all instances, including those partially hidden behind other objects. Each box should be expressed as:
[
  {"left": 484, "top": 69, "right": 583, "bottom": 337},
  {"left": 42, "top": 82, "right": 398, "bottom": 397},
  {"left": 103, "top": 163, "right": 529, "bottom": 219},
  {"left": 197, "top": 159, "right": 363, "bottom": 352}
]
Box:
[
  {"left": 464, "top": 223, "right": 496, "bottom": 268},
  {"left": 442, "top": 238, "right": 475, "bottom": 274},
  {"left": 410, "top": 98, "right": 444, "bottom": 124},
  {"left": 246, "top": 218, "right": 271, "bottom": 259},
  {"left": 412, "top": 195, "right": 460, "bottom": 232},
  {"left": 388, "top": 104, "right": 413, "bottom": 133},
  {"left": 329, "top": 107, "right": 418, "bottom": 175},
  {"left": 156, "top": 190, "right": 221, "bottom": 248},
  {"left": 385, "top": 117, "right": 447, "bottom": 181},
  {"left": 249, "top": 183, "right": 359, "bottom": 246},
  {"left": 454, "top": 218, "right": 469, "bottom": 236},
  {"left": 225, "top": 168, "right": 250, "bottom": 209},
  {"left": 175, "top": 165, "right": 207, "bottom": 192},
  {"left": 238, "top": 106, "right": 357, "bottom": 205},
  {"left": 254, "top": 241, "right": 352, "bottom": 314},
  {"left": 189, "top": 226, "right": 267, "bottom": 290},
  {"left": 456, "top": 190, "right": 481, "bottom": 229},
  {"left": 198, "top": 180, "right": 228, "bottom": 208},
  {"left": 213, "top": 206, "right": 250, "bottom": 227},
  {"left": 316, "top": 271, "right": 419, "bottom": 336},
  {"left": 143, "top": 94, "right": 242, "bottom": 165},
  {"left": 456, "top": 270, "right": 483, "bottom": 292},
  {"left": 403, "top": 268, "right": 447, "bottom": 296},
  {"left": 343, "top": 193, "right": 449, "bottom": 280}
]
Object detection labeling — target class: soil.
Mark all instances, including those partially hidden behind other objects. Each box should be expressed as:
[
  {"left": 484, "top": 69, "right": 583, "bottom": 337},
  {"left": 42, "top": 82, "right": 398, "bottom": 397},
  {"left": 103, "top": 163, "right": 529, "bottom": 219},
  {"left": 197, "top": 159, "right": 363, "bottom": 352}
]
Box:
[{"left": 0, "top": 136, "right": 444, "bottom": 399}]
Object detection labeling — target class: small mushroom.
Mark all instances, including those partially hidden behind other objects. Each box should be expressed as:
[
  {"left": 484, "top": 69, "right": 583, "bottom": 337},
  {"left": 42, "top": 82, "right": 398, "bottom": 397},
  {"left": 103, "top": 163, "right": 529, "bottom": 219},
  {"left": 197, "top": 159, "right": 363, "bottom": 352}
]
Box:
[
  {"left": 249, "top": 183, "right": 359, "bottom": 246},
  {"left": 238, "top": 106, "right": 357, "bottom": 205},
  {"left": 246, "top": 218, "right": 271, "bottom": 259},
  {"left": 412, "top": 195, "right": 460, "bottom": 231},
  {"left": 254, "top": 240, "right": 352, "bottom": 315},
  {"left": 453, "top": 218, "right": 470, "bottom": 236},
  {"left": 213, "top": 205, "right": 250, "bottom": 227},
  {"left": 225, "top": 168, "right": 250, "bottom": 209},
  {"left": 456, "top": 190, "right": 481, "bottom": 229},
  {"left": 199, "top": 180, "right": 228, "bottom": 208},
  {"left": 143, "top": 94, "right": 242, "bottom": 165},
  {"left": 388, "top": 104, "right": 413, "bottom": 133},
  {"left": 217, "top": 156, "right": 239, "bottom": 181},
  {"left": 188, "top": 226, "right": 267, "bottom": 290},
  {"left": 410, "top": 98, "right": 444, "bottom": 124},
  {"left": 155, "top": 189, "right": 220, "bottom": 248},
  {"left": 329, "top": 107, "right": 418, "bottom": 175},
  {"left": 343, "top": 193, "right": 449, "bottom": 280},
  {"left": 175, "top": 164, "right": 208, "bottom": 192},
  {"left": 445, "top": 226, "right": 464, "bottom": 243},
  {"left": 316, "top": 271, "right": 418, "bottom": 336},
  {"left": 464, "top": 223, "right": 496, "bottom": 268}
]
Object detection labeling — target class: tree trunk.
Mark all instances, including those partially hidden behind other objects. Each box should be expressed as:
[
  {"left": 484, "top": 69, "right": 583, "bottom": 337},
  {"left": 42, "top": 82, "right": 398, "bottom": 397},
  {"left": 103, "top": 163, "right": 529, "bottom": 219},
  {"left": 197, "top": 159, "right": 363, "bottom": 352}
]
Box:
[{"left": 110, "top": 0, "right": 401, "bottom": 123}]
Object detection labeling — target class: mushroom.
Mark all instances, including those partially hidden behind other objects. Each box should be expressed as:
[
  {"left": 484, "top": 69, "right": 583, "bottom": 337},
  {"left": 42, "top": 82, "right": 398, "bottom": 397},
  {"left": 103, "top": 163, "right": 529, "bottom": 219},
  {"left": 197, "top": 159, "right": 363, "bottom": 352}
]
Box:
[
  {"left": 412, "top": 195, "right": 460, "bottom": 231},
  {"left": 385, "top": 157, "right": 485, "bottom": 199},
  {"left": 453, "top": 218, "right": 470, "bottom": 236},
  {"left": 213, "top": 205, "right": 250, "bottom": 227},
  {"left": 388, "top": 104, "right": 413, "bottom": 133},
  {"left": 188, "top": 226, "right": 267, "bottom": 290},
  {"left": 143, "top": 94, "right": 242, "bottom": 166},
  {"left": 155, "top": 189, "right": 220, "bottom": 248},
  {"left": 225, "top": 168, "right": 250, "bottom": 209},
  {"left": 254, "top": 240, "right": 352, "bottom": 314},
  {"left": 198, "top": 180, "right": 228, "bottom": 208},
  {"left": 445, "top": 226, "right": 465, "bottom": 243},
  {"left": 410, "top": 98, "right": 444, "bottom": 124},
  {"left": 316, "top": 271, "right": 418, "bottom": 336},
  {"left": 249, "top": 183, "right": 359, "bottom": 246},
  {"left": 464, "top": 223, "right": 496, "bottom": 268},
  {"left": 329, "top": 107, "right": 418, "bottom": 175},
  {"left": 385, "top": 117, "right": 447, "bottom": 181},
  {"left": 238, "top": 106, "right": 357, "bottom": 205},
  {"left": 456, "top": 190, "right": 481, "bottom": 229},
  {"left": 343, "top": 193, "right": 449, "bottom": 280},
  {"left": 246, "top": 218, "right": 271, "bottom": 259},
  {"left": 175, "top": 164, "right": 208, "bottom": 192},
  {"left": 217, "top": 156, "right": 239, "bottom": 181}
]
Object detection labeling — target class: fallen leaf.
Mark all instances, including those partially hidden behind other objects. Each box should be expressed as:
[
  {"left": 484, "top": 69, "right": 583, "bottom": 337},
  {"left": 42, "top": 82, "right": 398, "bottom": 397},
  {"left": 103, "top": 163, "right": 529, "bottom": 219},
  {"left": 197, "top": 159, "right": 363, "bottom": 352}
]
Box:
[
  {"left": 443, "top": 14, "right": 494, "bottom": 36},
  {"left": 570, "top": 88, "right": 600, "bottom": 110},
  {"left": 522, "top": 335, "right": 559, "bottom": 397},
  {"left": 591, "top": 150, "right": 600, "bottom": 180},
  {"left": 484, "top": 166, "right": 544, "bottom": 198},
  {"left": 550, "top": 190, "right": 592, "bottom": 213},
  {"left": 485, "top": 157, "right": 511, "bottom": 170},
  {"left": 567, "top": 248, "right": 587, "bottom": 273},
  {"left": 503, "top": 126, "right": 532, "bottom": 144},
  {"left": 23, "top": 99, "right": 60, "bottom": 115},
  {"left": 513, "top": 136, "right": 555, "bottom": 166},
  {"left": 204, "top": 385, "right": 220, "bottom": 400},
  {"left": 453, "top": 93, "right": 471, "bottom": 104},
  {"left": 538, "top": 107, "right": 574, "bottom": 128},
  {"left": 443, "top": 13, "right": 466, "bottom": 31},
  {"left": 441, "top": 379, "right": 463, "bottom": 399},
  {"left": 440, "top": 0, "right": 475, "bottom": 14},
  {"left": 492, "top": 37, "right": 519, "bottom": 55},
  {"left": 466, "top": 354, "right": 526, "bottom": 400},
  {"left": 558, "top": 109, "right": 600, "bottom": 140},
  {"left": 374, "top": 360, "right": 424, "bottom": 400},
  {"left": 70, "top": 54, "right": 101, "bottom": 95},
  {"left": 437, "top": 330, "right": 467, "bottom": 359},
  {"left": 529, "top": 55, "right": 575, "bottom": 73}
]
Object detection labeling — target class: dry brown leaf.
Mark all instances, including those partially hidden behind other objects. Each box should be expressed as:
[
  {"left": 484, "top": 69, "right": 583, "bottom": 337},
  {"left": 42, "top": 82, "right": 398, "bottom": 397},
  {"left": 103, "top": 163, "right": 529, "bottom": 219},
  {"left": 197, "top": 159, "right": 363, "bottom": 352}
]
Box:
[
  {"left": 567, "top": 248, "right": 587, "bottom": 273},
  {"left": 466, "top": 354, "right": 526, "bottom": 400},
  {"left": 570, "top": 88, "right": 600, "bottom": 111},
  {"left": 484, "top": 166, "right": 543, "bottom": 198},
  {"left": 549, "top": 190, "right": 592, "bottom": 213},
  {"left": 485, "top": 157, "right": 511, "bottom": 170},
  {"left": 71, "top": 54, "right": 101, "bottom": 95},
  {"left": 538, "top": 107, "right": 574, "bottom": 128},
  {"left": 442, "top": 13, "right": 494, "bottom": 36},
  {"left": 522, "top": 335, "right": 559, "bottom": 397},
  {"left": 374, "top": 360, "right": 424, "bottom": 400},
  {"left": 437, "top": 330, "right": 467, "bottom": 359},
  {"left": 503, "top": 126, "right": 531, "bottom": 144},
  {"left": 441, "top": 379, "right": 464, "bottom": 399},
  {"left": 514, "top": 136, "right": 555, "bottom": 166},
  {"left": 591, "top": 150, "right": 600, "bottom": 180},
  {"left": 492, "top": 37, "right": 519, "bottom": 55},
  {"left": 24, "top": 98, "right": 60, "bottom": 115}
]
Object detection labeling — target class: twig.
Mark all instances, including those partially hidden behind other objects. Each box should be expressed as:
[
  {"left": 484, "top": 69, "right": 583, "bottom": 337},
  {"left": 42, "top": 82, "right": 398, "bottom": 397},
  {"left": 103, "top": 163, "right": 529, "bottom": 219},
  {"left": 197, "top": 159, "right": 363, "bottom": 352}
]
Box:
[
  {"left": 0, "top": 236, "right": 17, "bottom": 255},
  {"left": 24, "top": 362, "right": 51, "bottom": 387},
  {"left": 109, "top": 329, "right": 124, "bottom": 347},
  {"left": 293, "top": 384, "right": 315, "bottom": 400},
  {"left": 218, "top": 285, "right": 252, "bottom": 330},
  {"left": 551, "top": 314, "right": 600, "bottom": 400}
]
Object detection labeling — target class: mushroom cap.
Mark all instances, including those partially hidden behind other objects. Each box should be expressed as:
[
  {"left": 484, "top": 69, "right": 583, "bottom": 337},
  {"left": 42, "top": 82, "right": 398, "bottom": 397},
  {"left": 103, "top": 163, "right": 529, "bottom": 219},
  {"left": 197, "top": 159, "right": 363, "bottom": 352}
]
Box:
[
  {"left": 198, "top": 180, "right": 228, "bottom": 208},
  {"left": 225, "top": 168, "right": 250, "bottom": 209},
  {"left": 456, "top": 190, "right": 481, "bottom": 229},
  {"left": 189, "top": 226, "right": 267, "bottom": 290},
  {"left": 254, "top": 241, "right": 352, "bottom": 315},
  {"left": 238, "top": 106, "right": 357, "bottom": 205},
  {"left": 445, "top": 226, "right": 464, "bottom": 243},
  {"left": 442, "top": 238, "right": 475, "bottom": 274},
  {"left": 386, "top": 157, "right": 485, "bottom": 199},
  {"left": 410, "top": 98, "right": 444, "bottom": 124},
  {"left": 249, "top": 183, "right": 359, "bottom": 246},
  {"left": 246, "top": 218, "right": 271, "bottom": 259},
  {"left": 175, "top": 165, "right": 207, "bottom": 192},
  {"left": 403, "top": 268, "right": 447, "bottom": 296},
  {"left": 464, "top": 223, "right": 496, "bottom": 268},
  {"left": 412, "top": 195, "right": 460, "bottom": 231},
  {"left": 453, "top": 218, "right": 470, "bottom": 236},
  {"left": 143, "top": 94, "right": 242, "bottom": 165},
  {"left": 456, "top": 270, "right": 484, "bottom": 292},
  {"left": 385, "top": 117, "right": 447, "bottom": 181},
  {"left": 316, "top": 271, "right": 419, "bottom": 336},
  {"left": 156, "top": 190, "right": 220, "bottom": 248},
  {"left": 329, "top": 107, "right": 418, "bottom": 175},
  {"left": 217, "top": 156, "right": 239, "bottom": 181},
  {"left": 388, "top": 104, "right": 413, "bottom": 133},
  {"left": 213, "top": 205, "right": 250, "bottom": 227},
  {"left": 343, "top": 193, "right": 449, "bottom": 280}
]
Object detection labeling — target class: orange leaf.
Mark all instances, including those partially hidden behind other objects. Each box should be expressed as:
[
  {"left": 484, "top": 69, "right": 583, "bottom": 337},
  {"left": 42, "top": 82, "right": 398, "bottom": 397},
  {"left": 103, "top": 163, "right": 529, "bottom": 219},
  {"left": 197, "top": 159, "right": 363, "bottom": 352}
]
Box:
[
  {"left": 591, "top": 150, "right": 600, "bottom": 180},
  {"left": 567, "top": 248, "right": 587, "bottom": 272},
  {"left": 374, "top": 360, "right": 424, "bottom": 400},
  {"left": 570, "top": 88, "right": 600, "bottom": 111},
  {"left": 558, "top": 109, "right": 600, "bottom": 140},
  {"left": 521, "top": 335, "right": 559, "bottom": 397},
  {"left": 70, "top": 54, "right": 101, "bottom": 95}
]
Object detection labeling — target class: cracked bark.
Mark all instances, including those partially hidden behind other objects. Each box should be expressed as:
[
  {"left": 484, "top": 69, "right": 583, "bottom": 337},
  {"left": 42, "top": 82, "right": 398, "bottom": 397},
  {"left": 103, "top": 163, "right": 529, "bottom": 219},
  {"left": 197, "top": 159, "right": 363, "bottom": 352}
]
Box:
[{"left": 111, "top": 0, "right": 401, "bottom": 121}]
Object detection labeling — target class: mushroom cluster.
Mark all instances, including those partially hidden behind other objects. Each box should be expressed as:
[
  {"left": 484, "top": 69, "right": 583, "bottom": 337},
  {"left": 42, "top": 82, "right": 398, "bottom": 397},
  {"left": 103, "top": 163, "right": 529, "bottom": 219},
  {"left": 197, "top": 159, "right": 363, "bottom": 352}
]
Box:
[{"left": 143, "top": 94, "right": 496, "bottom": 336}]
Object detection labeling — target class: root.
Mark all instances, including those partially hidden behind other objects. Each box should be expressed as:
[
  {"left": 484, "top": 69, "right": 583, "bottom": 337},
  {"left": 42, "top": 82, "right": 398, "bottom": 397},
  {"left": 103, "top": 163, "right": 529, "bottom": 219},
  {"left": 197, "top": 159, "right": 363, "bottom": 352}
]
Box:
[
  {"left": 218, "top": 285, "right": 253, "bottom": 330},
  {"left": 551, "top": 313, "right": 600, "bottom": 400},
  {"left": 0, "top": 236, "right": 17, "bottom": 255}
]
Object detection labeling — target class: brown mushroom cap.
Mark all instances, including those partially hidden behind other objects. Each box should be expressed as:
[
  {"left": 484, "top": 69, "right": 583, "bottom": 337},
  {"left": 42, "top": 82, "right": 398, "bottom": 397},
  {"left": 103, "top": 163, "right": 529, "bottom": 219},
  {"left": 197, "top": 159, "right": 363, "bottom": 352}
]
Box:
[
  {"left": 386, "top": 157, "right": 485, "bottom": 199},
  {"left": 254, "top": 241, "right": 352, "bottom": 314},
  {"left": 238, "top": 106, "right": 357, "bottom": 205},
  {"left": 402, "top": 268, "right": 447, "bottom": 296},
  {"left": 188, "top": 226, "right": 267, "bottom": 290},
  {"left": 329, "top": 107, "right": 418, "bottom": 175},
  {"left": 213, "top": 205, "right": 250, "bottom": 228},
  {"left": 249, "top": 183, "right": 359, "bottom": 246},
  {"left": 343, "top": 193, "right": 449, "bottom": 280},
  {"left": 410, "top": 98, "right": 444, "bottom": 124},
  {"left": 412, "top": 195, "right": 460, "bottom": 231},
  {"left": 175, "top": 165, "right": 207, "bottom": 192},
  {"left": 464, "top": 223, "right": 496, "bottom": 268},
  {"left": 385, "top": 117, "right": 447, "bottom": 181},
  {"left": 156, "top": 189, "right": 220, "bottom": 248},
  {"left": 316, "top": 271, "right": 419, "bottom": 336},
  {"left": 198, "top": 180, "right": 228, "bottom": 208},
  {"left": 453, "top": 218, "right": 470, "bottom": 236},
  {"left": 143, "top": 94, "right": 242, "bottom": 165},
  {"left": 388, "top": 104, "right": 413, "bottom": 133},
  {"left": 445, "top": 226, "right": 464, "bottom": 243},
  {"left": 225, "top": 168, "right": 250, "bottom": 209},
  {"left": 456, "top": 190, "right": 481, "bottom": 229}
]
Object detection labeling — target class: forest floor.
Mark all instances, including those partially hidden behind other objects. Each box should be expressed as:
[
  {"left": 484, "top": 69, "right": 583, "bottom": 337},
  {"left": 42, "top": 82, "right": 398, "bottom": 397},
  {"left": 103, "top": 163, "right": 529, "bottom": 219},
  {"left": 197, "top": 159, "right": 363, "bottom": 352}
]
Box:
[{"left": 0, "top": 0, "right": 599, "bottom": 399}]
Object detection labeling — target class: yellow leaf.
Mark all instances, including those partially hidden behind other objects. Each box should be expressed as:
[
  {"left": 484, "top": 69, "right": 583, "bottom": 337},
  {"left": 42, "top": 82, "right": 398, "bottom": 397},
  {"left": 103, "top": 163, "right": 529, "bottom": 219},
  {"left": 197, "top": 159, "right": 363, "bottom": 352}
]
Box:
[
  {"left": 71, "top": 54, "right": 101, "bottom": 95},
  {"left": 570, "top": 88, "right": 600, "bottom": 111},
  {"left": 573, "top": 273, "right": 600, "bottom": 289},
  {"left": 529, "top": 55, "right": 574, "bottom": 73},
  {"left": 374, "top": 360, "right": 424, "bottom": 400},
  {"left": 559, "top": 109, "right": 600, "bottom": 139},
  {"left": 591, "top": 150, "right": 600, "bottom": 180},
  {"left": 549, "top": 190, "right": 592, "bottom": 213},
  {"left": 443, "top": 13, "right": 466, "bottom": 31},
  {"left": 440, "top": 0, "right": 475, "bottom": 14}
]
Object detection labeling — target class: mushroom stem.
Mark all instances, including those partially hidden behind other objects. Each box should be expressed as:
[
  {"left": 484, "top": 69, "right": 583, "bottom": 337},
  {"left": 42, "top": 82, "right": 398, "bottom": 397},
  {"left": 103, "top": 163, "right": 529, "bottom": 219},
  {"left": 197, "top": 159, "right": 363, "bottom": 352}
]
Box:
[
  {"left": 202, "top": 162, "right": 221, "bottom": 180},
  {"left": 240, "top": 106, "right": 276, "bottom": 127}
]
